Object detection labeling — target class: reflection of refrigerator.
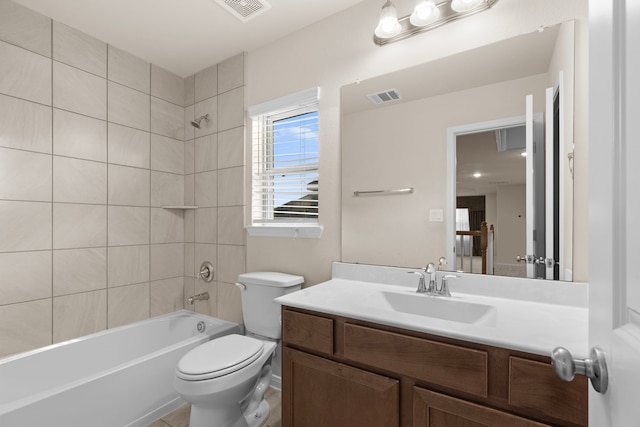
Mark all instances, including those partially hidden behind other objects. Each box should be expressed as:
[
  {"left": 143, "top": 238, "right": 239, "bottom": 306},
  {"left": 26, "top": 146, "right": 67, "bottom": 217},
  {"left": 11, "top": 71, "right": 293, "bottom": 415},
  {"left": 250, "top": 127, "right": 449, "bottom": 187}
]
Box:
[{"left": 456, "top": 208, "right": 472, "bottom": 270}]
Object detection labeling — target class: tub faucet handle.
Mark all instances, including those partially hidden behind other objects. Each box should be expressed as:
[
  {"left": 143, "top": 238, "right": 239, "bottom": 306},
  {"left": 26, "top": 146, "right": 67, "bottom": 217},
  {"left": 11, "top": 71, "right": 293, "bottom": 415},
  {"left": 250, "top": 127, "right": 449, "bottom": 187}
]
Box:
[{"left": 198, "top": 261, "right": 214, "bottom": 282}]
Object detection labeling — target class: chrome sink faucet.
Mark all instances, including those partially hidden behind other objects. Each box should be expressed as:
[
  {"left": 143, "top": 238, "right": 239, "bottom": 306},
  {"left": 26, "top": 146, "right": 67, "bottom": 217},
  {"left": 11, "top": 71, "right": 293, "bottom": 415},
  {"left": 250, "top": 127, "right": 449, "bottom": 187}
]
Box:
[{"left": 409, "top": 262, "right": 458, "bottom": 297}]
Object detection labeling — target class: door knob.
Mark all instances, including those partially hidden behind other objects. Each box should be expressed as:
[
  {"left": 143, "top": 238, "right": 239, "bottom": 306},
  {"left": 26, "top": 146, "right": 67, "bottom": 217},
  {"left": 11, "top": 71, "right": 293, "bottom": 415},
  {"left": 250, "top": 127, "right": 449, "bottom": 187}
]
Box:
[{"left": 551, "top": 346, "right": 608, "bottom": 394}]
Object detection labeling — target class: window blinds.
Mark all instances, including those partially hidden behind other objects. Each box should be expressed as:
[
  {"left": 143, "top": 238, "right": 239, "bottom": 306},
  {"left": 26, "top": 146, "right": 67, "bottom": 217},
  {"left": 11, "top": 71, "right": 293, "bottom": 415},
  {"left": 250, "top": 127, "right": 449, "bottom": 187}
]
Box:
[{"left": 249, "top": 88, "right": 319, "bottom": 225}]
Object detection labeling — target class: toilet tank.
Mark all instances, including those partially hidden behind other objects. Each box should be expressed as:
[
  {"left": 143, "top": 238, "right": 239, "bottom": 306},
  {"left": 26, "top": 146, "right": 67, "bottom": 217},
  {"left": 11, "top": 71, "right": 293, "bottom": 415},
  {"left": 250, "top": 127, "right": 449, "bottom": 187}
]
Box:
[{"left": 238, "top": 272, "right": 303, "bottom": 339}]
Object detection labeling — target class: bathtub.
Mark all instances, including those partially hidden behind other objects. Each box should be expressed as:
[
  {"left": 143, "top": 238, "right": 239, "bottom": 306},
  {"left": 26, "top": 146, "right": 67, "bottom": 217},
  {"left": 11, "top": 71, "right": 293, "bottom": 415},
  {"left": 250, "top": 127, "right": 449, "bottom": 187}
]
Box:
[{"left": 0, "top": 310, "right": 240, "bottom": 427}]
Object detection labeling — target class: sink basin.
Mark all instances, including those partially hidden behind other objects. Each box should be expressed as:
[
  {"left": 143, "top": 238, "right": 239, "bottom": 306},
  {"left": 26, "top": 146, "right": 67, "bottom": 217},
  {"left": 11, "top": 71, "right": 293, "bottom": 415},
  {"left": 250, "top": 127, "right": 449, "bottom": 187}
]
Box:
[{"left": 372, "top": 291, "right": 497, "bottom": 326}]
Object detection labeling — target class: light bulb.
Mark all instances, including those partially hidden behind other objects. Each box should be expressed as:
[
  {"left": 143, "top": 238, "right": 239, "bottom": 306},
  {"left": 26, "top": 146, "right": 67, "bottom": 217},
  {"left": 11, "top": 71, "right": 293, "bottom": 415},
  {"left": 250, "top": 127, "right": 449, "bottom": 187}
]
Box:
[
  {"left": 410, "top": 0, "right": 440, "bottom": 27},
  {"left": 375, "top": 1, "right": 402, "bottom": 38},
  {"left": 451, "top": 0, "right": 484, "bottom": 13}
]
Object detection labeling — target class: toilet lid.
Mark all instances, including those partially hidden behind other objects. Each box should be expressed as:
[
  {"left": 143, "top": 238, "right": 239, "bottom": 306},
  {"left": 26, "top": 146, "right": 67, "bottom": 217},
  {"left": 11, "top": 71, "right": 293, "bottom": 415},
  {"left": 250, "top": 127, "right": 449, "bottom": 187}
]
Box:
[{"left": 176, "top": 334, "right": 264, "bottom": 381}]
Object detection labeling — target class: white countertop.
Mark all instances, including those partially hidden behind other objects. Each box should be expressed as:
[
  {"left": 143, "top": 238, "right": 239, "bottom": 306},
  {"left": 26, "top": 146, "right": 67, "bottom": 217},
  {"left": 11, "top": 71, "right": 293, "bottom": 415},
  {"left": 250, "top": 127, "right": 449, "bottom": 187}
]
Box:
[{"left": 276, "top": 263, "right": 589, "bottom": 359}]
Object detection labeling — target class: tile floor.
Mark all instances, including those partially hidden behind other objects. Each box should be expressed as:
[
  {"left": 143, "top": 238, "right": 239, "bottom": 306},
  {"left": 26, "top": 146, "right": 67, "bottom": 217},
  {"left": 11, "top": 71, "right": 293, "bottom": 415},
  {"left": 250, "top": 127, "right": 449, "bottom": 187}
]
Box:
[{"left": 146, "top": 387, "right": 281, "bottom": 427}]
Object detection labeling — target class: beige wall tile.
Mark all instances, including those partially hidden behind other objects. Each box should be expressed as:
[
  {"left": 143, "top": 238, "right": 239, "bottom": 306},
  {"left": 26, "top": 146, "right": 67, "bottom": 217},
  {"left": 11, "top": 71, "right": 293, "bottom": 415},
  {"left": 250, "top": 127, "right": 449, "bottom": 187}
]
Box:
[
  {"left": 108, "top": 81, "right": 150, "bottom": 131},
  {"left": 0, "top": 251, "right": 52, "bottom": 305},
  {"left": 184, "top": 242, "right": 195, "bottom": 275},
  {"left": 184, "top": 208, "right": 195, "bottom": 244},
  {"left": 151, "top": 172, "right": 184, "bottom": 207},
  {"left": 151, "top": 97, "right": 184, "bottom": 140},
  {"left": 184, "top": 75, "right": 195, "bottom": 107},
  {"left": 53, "top": 109, "right": 107, "bottom": 162},
  {"left": 108, "top": 164, "right": 150, "bottom": 206},
  {"left": 53, "top": 61, "right": 106, "bottom": 119},
  {"left": 150, "top": 277, "right": 184, "bottom": 316},
  {"left": 0, "top": 94, "right": 52, "bottom": 154},
  {"left": 151, "top": 134, "right": 184, "bottom": 174},
  {"left": 183, "top": 276, "right": 195, "bottom": 310},
  {"left": 217, "top": 126, "right": 244, "bottom": 169},
  {"left": 108, "top": 245, "right": 150, "bottom": 287},
  {"left": 195, "top": 207, "right": 217, "bottom": 244},
  {"left": 218, "top": 87, "right": 244, "bottom": 132},
  {"left": 217, "top": 244, "right": 246, "bottom": 284},
  {"left": 108, "top": 206, "right": 150, "bottom": 246},
  {"left": 107, "top": 283, "right": 149, "bottom": 328},
  {"left": 194, "top": 96, "right": 218, "bottom": 137},
  {"left": 184, "top": 104, "right": 195, "bottom": 142},
  {"left": 107, "top": 123, "right": 150, "bottom": 168},
  {"left": 151, "top": 65, "right": 184, "bottom": 106},
  {"left": 53, "top": 156, "right": 107, "bottom": 204},
  {"left": 0, "top": 40, "right": 51, "bottom": 105},
  {"left": 218, "top": 53, "right": 244, "bottom": 94},
  {"left": 53, "top": 290, "right": 107, "bottom": 343},
  {"left": 53, "top": 203, "right": 107, "bottom": 249},
  {"left": 195, "top": 64, "right": 217, "bottom": 103},
  {"left": 53, "top": 247, "right": 106, "bottom": 296},
  {"left": 108, "top": 45, "right": 150, "bottom": 93},
  {"left": 0, "top": 147, "right": 51, "bottom": 201},
  {"left": 0, "top": 201, "right": 51, "bottom": 252},
  {"left": 151, "top": 208, "right": 184, "bottom": 244},
  {"left": 195, "top": 134, "right": 217, "bottom": 173},
  {"left": 195, "top": 171, "right": 218, "bottom": 207},
  {"left": 0, "top": 0, "right": 51, "bottom": 57},
  {"left": 150, "top": 243, "right": 184, "bottom": 281},
  {"left": 53, "top": 21, "right": 106, "bottom": 77},
  {"left": 0, "top": 299, "right": 52, "bottom": 358},
  {"left": 217, "top": 166, "right": 243, "bottom": 207},
  {"left": 218, "top": 206, "right": 245, "bottom": 245},
  {"left": 184, "top": 139, "right": 195, "bottom": 174},
  {"left": 184, "top": 173, "right": 195, "bottom": 206},
  {"left": 217, "top": 281, "right": 243, "bottom": 324}
]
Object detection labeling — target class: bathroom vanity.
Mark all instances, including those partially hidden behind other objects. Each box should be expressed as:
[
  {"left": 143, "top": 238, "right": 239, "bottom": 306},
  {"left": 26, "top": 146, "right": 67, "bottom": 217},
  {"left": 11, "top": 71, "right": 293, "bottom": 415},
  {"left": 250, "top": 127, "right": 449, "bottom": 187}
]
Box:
[{"left": 277, "top": 263, "right": 588, "bottom": 427}]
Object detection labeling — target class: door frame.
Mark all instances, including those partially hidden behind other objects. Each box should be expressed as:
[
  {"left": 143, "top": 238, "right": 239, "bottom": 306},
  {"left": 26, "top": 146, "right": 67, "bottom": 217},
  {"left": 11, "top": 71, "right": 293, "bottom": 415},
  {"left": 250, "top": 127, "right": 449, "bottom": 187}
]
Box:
[{"left": 446, "top": 114, "right": 542, "bottom": 272}]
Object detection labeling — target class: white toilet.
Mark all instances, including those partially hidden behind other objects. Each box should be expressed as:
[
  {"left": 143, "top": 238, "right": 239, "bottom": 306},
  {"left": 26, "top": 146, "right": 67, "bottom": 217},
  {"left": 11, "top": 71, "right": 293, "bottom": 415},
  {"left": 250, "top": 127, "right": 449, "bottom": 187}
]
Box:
[{"left": 174, "top": 272, "right": 303, "bottom": 427}]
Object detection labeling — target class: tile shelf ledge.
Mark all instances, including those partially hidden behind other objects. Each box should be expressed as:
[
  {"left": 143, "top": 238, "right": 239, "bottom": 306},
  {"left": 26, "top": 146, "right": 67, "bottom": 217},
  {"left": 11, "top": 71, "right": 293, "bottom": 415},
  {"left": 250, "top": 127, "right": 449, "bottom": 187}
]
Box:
[{"left": 161, "top": 205, "right": 199, "bottom": 209}]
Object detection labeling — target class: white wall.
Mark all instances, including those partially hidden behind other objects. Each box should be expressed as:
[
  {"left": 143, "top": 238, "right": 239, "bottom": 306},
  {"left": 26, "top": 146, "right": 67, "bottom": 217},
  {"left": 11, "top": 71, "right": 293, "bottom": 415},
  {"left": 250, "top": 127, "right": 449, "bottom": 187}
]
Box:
[{"left": 246, "top": 0, "right": 589, "bottom": 286}]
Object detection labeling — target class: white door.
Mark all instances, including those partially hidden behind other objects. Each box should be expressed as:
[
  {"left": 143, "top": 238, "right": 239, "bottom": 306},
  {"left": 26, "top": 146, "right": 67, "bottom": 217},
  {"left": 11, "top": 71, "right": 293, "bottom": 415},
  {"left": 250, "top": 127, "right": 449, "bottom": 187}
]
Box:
[
  {"left": 544, "top": 85, "right": 555, "bottom": 280},
  {"left": 589, "top": 0, "right": 640, "bottom": 424},
  {"left": 525, "top": 97, "right": 544, "bottom": 279}
]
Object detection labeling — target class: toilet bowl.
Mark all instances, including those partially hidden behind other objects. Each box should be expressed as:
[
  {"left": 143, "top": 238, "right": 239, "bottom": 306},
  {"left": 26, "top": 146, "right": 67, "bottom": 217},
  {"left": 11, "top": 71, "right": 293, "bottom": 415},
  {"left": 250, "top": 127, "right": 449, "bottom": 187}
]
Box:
[
  {"left": 174, "top": 272, "right": 304, "bottom": 427},
  {"left": 174, "top": 334, "right": 277, "bottom": 427}
]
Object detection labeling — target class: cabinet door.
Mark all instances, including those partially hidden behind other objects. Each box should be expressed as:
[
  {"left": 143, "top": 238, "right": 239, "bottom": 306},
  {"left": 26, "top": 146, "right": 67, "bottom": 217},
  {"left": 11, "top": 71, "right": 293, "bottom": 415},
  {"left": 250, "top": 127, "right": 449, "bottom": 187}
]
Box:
[
  {"left": 283, "top": 347, "right": 399, "bottom": 427},
  {"left": 413, "top": 387, "right": 551, "bottom": 427}
]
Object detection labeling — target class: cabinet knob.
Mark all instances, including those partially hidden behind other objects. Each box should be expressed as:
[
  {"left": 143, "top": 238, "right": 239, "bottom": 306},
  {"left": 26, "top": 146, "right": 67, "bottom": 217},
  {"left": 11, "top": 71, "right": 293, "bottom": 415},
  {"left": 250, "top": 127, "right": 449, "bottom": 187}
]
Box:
[{"left": 551, "top": 346, "right": 608, "bottom": 394}]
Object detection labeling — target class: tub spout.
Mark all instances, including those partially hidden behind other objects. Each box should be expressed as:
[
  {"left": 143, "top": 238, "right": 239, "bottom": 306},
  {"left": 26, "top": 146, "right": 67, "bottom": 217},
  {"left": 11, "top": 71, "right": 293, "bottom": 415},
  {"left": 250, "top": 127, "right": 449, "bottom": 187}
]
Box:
[{"left": 187, "top": 292, "right": 209, "bottom": 305}]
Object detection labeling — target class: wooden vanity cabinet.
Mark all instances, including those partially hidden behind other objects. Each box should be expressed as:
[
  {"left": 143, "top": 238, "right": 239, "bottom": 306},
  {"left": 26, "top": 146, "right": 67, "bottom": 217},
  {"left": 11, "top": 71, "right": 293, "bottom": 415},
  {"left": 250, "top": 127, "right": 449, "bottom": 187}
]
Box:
[{"left": 282, "top": 307, "right": 587, "bottom": 427}]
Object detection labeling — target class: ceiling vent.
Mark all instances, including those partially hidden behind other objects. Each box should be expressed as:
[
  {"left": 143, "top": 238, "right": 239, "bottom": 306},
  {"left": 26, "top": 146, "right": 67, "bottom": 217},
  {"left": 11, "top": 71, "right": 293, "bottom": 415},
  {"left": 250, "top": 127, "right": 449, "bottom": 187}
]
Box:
[
  {"left": 366, "top": 89, "right": 402, "bottom": 105},
  {"left": 213, "top": 0, "right": 271, "bottom": 23}
]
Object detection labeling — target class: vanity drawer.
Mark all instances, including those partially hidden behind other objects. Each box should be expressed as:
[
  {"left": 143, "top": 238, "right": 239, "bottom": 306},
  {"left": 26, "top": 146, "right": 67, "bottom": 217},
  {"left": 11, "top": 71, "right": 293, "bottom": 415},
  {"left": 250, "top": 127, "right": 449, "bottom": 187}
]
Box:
[
  {"left": 282, "top": 309, "right": 333, "bottom": 356},
  {"left": 343, "top": 323, "right": 488, "bottom": 398},
  {"left": 508, "top": 356, "right": 588, "bottom": 426}
]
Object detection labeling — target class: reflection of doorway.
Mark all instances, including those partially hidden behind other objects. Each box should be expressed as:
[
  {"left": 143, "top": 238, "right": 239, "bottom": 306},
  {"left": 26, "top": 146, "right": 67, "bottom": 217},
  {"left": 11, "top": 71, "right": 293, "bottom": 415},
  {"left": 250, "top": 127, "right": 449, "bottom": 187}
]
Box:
[{"left": 457, "top": 196, "right": 486, "bottom": 256}]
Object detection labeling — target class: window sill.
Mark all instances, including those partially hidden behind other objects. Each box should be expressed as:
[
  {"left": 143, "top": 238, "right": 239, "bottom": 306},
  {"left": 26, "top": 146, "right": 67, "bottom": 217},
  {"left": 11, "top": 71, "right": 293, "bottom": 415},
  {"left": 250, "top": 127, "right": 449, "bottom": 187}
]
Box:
[{"left": 246, "top": 224, "right": 324, "bottom": 239}]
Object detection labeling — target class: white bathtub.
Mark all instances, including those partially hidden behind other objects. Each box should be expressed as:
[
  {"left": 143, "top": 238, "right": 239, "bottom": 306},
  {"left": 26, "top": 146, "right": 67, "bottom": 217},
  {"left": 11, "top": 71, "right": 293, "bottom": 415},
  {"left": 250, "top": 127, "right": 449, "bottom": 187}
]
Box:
[{"left": 0, "top": 310, "right": 240, "bottom": 427}]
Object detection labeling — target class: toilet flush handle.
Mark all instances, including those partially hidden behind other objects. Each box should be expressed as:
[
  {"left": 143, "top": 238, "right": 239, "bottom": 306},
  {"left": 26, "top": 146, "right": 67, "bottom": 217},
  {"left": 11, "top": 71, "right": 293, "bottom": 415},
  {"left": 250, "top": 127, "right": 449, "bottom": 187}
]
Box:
[{"left": 235, "top": 282, "right": 246, "bottom": 291}]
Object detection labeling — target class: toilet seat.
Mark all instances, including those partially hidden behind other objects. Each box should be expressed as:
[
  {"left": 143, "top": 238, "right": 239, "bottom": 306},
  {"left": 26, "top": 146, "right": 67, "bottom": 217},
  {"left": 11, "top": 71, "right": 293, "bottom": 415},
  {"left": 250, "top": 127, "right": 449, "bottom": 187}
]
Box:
[{"left": 176, "top": 334, "right": 265, "bottom": 381}]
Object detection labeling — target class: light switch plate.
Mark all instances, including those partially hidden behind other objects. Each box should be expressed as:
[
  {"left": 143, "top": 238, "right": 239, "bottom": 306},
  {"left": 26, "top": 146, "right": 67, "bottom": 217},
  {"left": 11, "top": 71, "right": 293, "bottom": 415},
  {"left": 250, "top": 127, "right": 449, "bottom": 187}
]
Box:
[{"left": 429, "top": 209, "right": 443, "bottom": 222}]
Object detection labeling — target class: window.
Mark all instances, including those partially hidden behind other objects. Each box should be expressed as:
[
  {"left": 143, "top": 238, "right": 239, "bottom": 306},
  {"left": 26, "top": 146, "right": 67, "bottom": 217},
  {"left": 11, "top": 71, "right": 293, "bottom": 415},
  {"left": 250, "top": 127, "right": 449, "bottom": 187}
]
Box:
[{"left": 248, "top": 87, "right": 322, "bottom": 238}]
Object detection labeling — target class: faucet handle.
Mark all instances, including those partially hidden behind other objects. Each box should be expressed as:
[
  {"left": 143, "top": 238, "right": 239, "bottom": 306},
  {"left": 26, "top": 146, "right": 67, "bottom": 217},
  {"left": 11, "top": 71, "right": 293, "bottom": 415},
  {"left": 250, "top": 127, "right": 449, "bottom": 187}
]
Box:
[
  {"left": 439, "top": 274, "right": 460, "bottom": 297},
  {"left": 408, "top": 271, "right": 428, "bottom": 293}
]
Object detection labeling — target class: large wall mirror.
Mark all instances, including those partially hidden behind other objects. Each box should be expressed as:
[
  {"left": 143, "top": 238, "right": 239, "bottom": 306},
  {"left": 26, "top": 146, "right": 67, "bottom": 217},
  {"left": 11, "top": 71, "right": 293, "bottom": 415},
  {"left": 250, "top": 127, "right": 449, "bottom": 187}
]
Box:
[{"left": 341, "top": 20, "right": 580, "bottom": 281}]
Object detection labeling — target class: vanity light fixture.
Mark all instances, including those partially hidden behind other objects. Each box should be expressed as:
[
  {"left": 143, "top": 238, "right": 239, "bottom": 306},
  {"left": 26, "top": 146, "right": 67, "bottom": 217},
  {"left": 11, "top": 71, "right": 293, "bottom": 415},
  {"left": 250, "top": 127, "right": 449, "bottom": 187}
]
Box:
[
  {"left": 374, "top": 0, "right": 498, "bottom": 46},
  {"left": 473, "top": 172, "right": 482, "bottom": 178},
  {"left": 410, "top": 0, "right": 440, "bottom": 27},
  {"left": 374, "top": 0, "right": 402, "bottom": 39},
  {"left": 450, "top": 0, "right": 484, "bottom": 12}
]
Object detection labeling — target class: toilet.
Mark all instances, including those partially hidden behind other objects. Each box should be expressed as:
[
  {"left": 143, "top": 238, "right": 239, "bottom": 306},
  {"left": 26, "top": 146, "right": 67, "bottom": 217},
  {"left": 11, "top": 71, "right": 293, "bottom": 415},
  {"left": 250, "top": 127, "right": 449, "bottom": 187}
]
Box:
[{"left": 174, "top": 272, "right": 303, "bottom": 427}]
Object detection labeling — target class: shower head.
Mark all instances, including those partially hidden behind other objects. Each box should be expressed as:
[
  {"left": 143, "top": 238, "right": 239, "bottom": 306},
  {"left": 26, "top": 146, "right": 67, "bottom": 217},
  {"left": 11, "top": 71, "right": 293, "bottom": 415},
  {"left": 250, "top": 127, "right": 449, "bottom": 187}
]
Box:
[{"left": 190, "top": 114, "right": 210, "bottom": 129}]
